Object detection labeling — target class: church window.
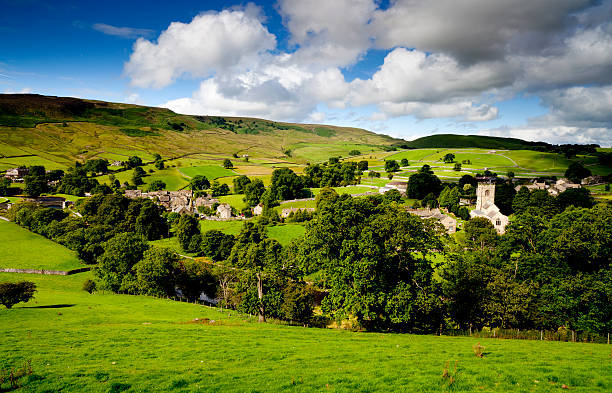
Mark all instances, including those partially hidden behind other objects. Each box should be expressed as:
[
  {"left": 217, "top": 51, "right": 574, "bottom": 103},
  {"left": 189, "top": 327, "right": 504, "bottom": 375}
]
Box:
[
  {"left": 485, "top": 190, "right": 490, "bottom": 196},
  {"left": 496, "top": 219, "right": 501, "bottom": 226}
]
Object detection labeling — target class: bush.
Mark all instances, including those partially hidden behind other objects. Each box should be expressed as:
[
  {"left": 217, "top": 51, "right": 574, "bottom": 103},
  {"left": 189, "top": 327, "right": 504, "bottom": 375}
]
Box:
[
  {"left": 0, "top": 281, "right": 36, "bottom": 309},
  {"left": 82, "top": 279, "right": 97, "bottom": 294}
]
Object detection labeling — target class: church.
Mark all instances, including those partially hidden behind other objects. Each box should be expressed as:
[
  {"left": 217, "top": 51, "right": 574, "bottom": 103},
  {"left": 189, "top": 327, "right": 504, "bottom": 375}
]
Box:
[{"left": 469, "top": 181, "right": 509, "bottom": 234}]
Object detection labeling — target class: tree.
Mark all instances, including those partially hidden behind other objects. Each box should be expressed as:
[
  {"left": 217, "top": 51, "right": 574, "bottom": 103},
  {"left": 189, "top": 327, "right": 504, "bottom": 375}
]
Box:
[
  {"left": 564, "top": 162, "right": 591, "bottom": 184},
  {"left": 400, "top": 158, "right": 409, "bottom": 167},
  {"left": 556, "top": 187, "right": 594, "bottom": 210},
  {"left": 127, "top": 156, "right": 143, "bottom": 168},
  {"left": 0, "top": 281, "right": 36, "bottom": 309},
  {"left": 94, "top": 233, "right": 149, "bottom": 292},
  {"left": 384, "top": 160, "right": 400, "bottom": 172},
  {"left": 494, "top": 182, "right": 516, "bottom": 215},
  {"left": 443, "top": 153, "right": 455, "bottom": 163},
  {"left": 132, "top": 167, "right": 146, "bottom": 185},
  {"left": 329, "top": 157, "right": 339, "bottom": 164},
  {"left": 176, "top": 214, "right": 200, "bottom": 253},
  {"left": 24, "top": 165, "right": 47, "bottom": 197},
  {"left": 175, "top": 259, "right": 217, "bottom": 302},
  {"left": 348, "top": 149, "right": 361, "bottom": 156},
  {"left": 201, "top": 230, "right": 235, "bottom": 261},
  {"left": 147, "top": 180, "right": 166, "bottom": 191},
  {"left": 154, "top": 160, "right": 165, "bottom": 170},
  {"left": 211, "top": 181, "right": 230, "bottom": 197},
  {"left": 453, "top": 163, "right": 462, "bottom": 171},
  {"left": 464, "top": 217, "right": 497, "bottom": 251},
  {"left": 406, "top": 166, "right": 442, "bottom": 199},
  {"left": 189, "top": 175, "right": 210, "bottom": 191},
  {"left": 132, "top": 247, "right": 179, "bottom": 296},
  {"left": 223, "top": 159, "right": 233, "bottom": 169},
  {"left": 84, "top": 159, "right": 109, "bottom": 174},
  {"left": 270, "top": 168, "right": 303, "bottom": 201},
  {"left": 233, "top": 175, "right": 251, "bottom": 194},
  {"left": 438, "top": 186, "right": 460, "bottom": 209},
  {"left": 243, "top": 178, "right": 265, "bottom": 206},
  {"left": 227, "top": 222, "right": 284, "bottom": 322},
  {"left": 0, "top": 177, "right": 11, "bottom": 196},
  {"left": 383, "top": 188, "right": 402, "bottom": 203},
  {"left": 357, "top": 160, "right": 368, "bottom": 171}
]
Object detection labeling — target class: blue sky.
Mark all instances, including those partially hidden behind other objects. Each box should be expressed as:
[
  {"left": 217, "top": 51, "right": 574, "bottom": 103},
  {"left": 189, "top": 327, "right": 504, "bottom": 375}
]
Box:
[{"left": 1, "top": 0, "right": 611, "bottom": 146}]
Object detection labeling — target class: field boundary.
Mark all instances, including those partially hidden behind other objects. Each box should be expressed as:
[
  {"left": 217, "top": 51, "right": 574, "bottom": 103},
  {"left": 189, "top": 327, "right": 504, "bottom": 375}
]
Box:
[{"left": 0, "top": 267, "right": 91, "bottom": 275}]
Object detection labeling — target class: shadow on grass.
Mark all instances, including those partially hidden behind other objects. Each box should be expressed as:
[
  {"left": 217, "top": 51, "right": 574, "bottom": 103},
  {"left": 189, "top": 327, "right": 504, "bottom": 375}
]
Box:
[{"left": 23, "top": 304, "right": 76, "bottom": 309}]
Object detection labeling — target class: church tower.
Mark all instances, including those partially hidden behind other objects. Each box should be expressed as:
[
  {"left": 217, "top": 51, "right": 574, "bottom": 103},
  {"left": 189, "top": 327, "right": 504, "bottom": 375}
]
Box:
[{"left": 476, "top": 182, "right": 496, "bottom": 210}]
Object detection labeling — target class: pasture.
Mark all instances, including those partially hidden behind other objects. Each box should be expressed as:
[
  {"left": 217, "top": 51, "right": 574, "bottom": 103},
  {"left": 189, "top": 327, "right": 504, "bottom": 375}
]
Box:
[
  {"left": 0, "top": 219, "right": 83, "bottom": 271},
  {"left": 1, "top": 271, "right": 610, "bottom": 392}
]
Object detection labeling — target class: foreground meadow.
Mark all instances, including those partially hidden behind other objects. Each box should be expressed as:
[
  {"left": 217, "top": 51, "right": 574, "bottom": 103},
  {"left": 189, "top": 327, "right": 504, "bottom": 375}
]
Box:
[{"left": 1, "top": 272, "right": 610, "bottom": 392}]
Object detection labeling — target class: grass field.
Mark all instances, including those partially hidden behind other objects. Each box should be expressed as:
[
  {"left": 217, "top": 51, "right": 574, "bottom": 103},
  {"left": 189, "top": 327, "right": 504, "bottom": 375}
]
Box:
[
  {"left": 217, "top": 194, "right": 248, "bottom": 210},
  {"left": 289, "top": 142, "right": 385, "bottom": 162},
  {"left": 0, "top": 272, "right": 610, "bottom": 392},
  {"left": 265, "top": 223, "right": 307, "bottom": 246},
  {"left": 0, "top": 220, "right": 83, "bottom": 271},
  {"left": 178, "top": 165, "right": 237, "bottom": 179}
]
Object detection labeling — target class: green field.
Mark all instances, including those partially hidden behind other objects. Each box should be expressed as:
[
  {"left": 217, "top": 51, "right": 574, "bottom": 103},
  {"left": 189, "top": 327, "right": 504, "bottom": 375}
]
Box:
[
  {"left": 178, "top": 165, "right": 237, "bottom": 180},
  {"left": 0, "top": 220, "right": 83, "bottom": 271},
  {"left": 289, "top": 142, "right": 384, "bottom": 162},
  {"left": 1, "top": 272, "right": 610, "bottom": 392},
  {"left": 265, "top": 223, "right": 307, "bottom": 246},
  {"left": 217, "top": 194, "right": 248, "bottom": 210}
]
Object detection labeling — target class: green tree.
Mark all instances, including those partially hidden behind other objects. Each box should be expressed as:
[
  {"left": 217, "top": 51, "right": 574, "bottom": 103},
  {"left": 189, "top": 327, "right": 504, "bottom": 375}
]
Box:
[
  {"left": 348, "top": 149, "right": 361, "bottom": 156},
  {"left": 201, "top": 230, "right": 235, "bottom": 261},
  {"left": 233, "top": 175, "right": 251, "bottom": 194},
  {"left": 400, "top": 158, "right": 409, "bottom": 167},
  {"left": 175, "top": 259, "right": 217, "bottom": 302},
  {"left": 564, "top": 162, "right": 591, "bottom": 184},
  {"left": 357, "top": 160, "right": 368, "bottom": 171},
  {"left": 270, "top": 168, "right": 303, "bottom": 201},
  {"left": 223, "top": 159, "right": 233, "bottom": 169},
  {"left": 243, "top": 178, "right": 265, "bottom": 206},
  {"left": 189, "top": 175, "right": 210, "bottom": 191},
  {"left": 24, "top": 165, "right": 48, "bottom": 197},
  {"left": 211, "top": 181, "right": 230, "bottom": 197},
  {"left": 0, "top": 177, "right": 11, "bottom": 196},
  {"left": 132, "top": 247, "right": 179, "bottom": 296},
  {"left": 494, "top": 182, "right": 516, "bottom": 215},
  {"left": 127, "top": 156, "right": 143, "bottom": 168},
  {"left": 443, "top": 153, "right": 455, "bottom": 163},
  {"left": 407, "top": 166, "right": 442, "bottom": 199},
  {"left": 176, "top": 214, "right": 200, "bottom": 253},
  {"left": 556, "top": 187, "right": 594, "bottom": 210},
  {"left": 464, "top": 217, "right": 497, "bottom": 251},
  {"left": 94, "top": 233, "right": 149, "bottom": 292},
  {"left": 132, "top": 166, "right": 146, "bottom": 185},
  {"left": 438, "top": 186, "right": 460, "bottom": 209},
  {"left": 0, "top": 281, "right": 36, "bottom": 309},
  {"left": 453, "top": 163, "right": 462, "bottom": 171},
  {"left": 384, "top": 160, "right": 400, "bottom": 172},
  {"left": 147, "top": 180, "right": 166, "bottom": 191}
]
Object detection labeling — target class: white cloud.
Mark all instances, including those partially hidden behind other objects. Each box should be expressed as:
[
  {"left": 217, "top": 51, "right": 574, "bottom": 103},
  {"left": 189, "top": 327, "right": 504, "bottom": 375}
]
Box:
[
  {"left": 3, "top": 87, "right": 32, "bottom": 94},
  {"left": 380, "top": 100, "right": 498, "bottom": 122},
  {"left": 124, "top": 8, "right": 276, "bottom": 88},
  {"left": 92, "top": 23, "right": 154, "bottom": 39},
  {"left": 277, "top": 0, "right": 376, "bottom": 67},
  {"left": 370, "top": 0, "right": 591, "bottom": 63}
]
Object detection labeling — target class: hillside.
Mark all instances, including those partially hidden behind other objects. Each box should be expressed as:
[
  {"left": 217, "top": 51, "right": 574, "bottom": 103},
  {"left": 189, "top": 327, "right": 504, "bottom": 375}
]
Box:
[
  {"left": 401, "top": 134, "right": 551, "bottom": 150},
  {"left": 0, "top": 94, "right": 399, "bottom": 168}
]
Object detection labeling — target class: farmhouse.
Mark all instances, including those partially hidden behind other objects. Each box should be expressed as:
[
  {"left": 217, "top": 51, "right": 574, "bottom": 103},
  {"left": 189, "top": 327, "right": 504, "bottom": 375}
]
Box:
[
  {"left": 407, "top": 208, "right": 457, "bottom": 234},
  {"left": 217, "top": 203, "right": 232, "bottom": 219},
  {"left": 470, "top": 182, "right": 509, "bottom": 234},
  {"left": 252, "top": 203, "right": 264, "bottom": 215},
  {"left": 514, "top": 178, "right": 581, "bottom": 196},
  {"left": 4, "top": 167, "right": 28, "bottom": 181}
]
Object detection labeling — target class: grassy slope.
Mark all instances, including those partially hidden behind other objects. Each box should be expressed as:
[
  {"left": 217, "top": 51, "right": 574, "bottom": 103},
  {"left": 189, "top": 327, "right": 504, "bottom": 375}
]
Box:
[
  {"left": 0, "top": 272, "right": 610, "bottom": 392},
  {"left": 0, "top": 219, "right": 83, "bottom": 271}
]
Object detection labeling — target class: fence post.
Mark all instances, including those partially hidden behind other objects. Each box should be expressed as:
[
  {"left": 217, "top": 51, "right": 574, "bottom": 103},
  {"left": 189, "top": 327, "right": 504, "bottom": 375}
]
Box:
[
  {"left": 540, "top": 330, "right": 543, "bottom": 341},
  {"left": 608, "top": 333, "right": 609, "bottom": 345},
  {"left": 571, "top": 330, "right": 575, "bottom": 342}
]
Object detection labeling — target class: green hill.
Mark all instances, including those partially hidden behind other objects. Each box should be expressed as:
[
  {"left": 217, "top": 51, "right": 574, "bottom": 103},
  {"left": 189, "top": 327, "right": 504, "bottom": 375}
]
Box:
[
  {"left": 400, "top": 134, "right": 550, "bottom": 150},
  {"left": 0, "top": 94, "right": 399, "bottom": 168}
]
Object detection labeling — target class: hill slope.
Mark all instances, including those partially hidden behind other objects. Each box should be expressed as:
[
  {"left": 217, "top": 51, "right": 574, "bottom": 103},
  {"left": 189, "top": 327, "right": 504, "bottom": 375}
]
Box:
[
  {"left": 402, "top": 134, "right": 550, "bottom": 150},
  {"left": 0, "top": 94, "right": 399, "bottom": 167}
]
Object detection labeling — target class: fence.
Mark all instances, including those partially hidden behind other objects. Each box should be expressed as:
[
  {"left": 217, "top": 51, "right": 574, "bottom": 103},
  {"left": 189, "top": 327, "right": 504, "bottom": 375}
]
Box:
[{"left": 445, "top": 328, "right": 610, "bottom": 344}]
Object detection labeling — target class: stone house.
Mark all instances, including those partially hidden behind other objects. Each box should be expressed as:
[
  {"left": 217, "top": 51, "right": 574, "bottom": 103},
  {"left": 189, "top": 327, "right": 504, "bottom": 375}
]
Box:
[
  {"left": 217, "top": 203, "right": 232, "bottom": 219},
  {"left": 5, "top": 167, "right": 28, "bottom": 180},
  {"left": 379, "top": 181, "right": 408, "bottom": 195},
  {"left": 407, "top": 208, "right": 457, "bottom": 234},
  {"left": 252, "top": 204, "right": 264, "bottom": 216}
]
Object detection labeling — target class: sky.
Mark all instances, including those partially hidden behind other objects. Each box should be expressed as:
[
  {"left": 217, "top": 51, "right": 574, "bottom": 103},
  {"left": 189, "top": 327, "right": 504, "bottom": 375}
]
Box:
[{"left": 1, "top": 0, "right": 611, "bottom": 146}]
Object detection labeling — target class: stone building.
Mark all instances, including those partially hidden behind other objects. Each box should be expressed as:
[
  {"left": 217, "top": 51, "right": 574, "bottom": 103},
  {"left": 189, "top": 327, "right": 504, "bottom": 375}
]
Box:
[
  {"left": 216, "top": 203, "right": 232, "bottom": 219},
  {"left": 280, "top": 207, "right": 315, "bottom": 218},
  {"left": 407, "top": 208, "right": 457, "bottom": 234},
  {"left": 470, "top": 181, "right": 508, "bottom": 234}
]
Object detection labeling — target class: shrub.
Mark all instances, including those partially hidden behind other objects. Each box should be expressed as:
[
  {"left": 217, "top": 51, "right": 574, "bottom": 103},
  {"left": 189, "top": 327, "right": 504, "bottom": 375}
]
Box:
[
  {"left": 0, "top": 281, "right": 36, "bottom": 309},
  {"left": 82, "top": 279, "right": 97, "bottom": 294},
  {"left": 473, "top": 343, "right": 485, "bottom": 358}
]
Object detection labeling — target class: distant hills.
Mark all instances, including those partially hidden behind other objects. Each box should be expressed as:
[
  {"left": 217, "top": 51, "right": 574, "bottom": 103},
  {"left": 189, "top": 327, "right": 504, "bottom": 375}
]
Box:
[{"left": 400, "top": 134, "right": 551, "bottom": 150}]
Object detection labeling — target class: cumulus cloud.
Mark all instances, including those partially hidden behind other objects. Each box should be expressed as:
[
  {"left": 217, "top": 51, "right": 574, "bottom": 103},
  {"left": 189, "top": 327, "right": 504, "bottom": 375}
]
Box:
[
  {"left": 380, "top": 100, "right": 498, "bottom": 122},
  {"left": 349, "top": 48, "right": 513, "bottom": 105},
  {"left": 277, "top": 0, "right": 376, "bottom": 67},
  {"left": 370, "top": 0, "right": 591, "bottom": 63},
  {"left": 92, "top": 23, "right": 154, "bottom": 39},
  {"left": 125, "top": 7, "right": 276, "bottom": 88}
]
